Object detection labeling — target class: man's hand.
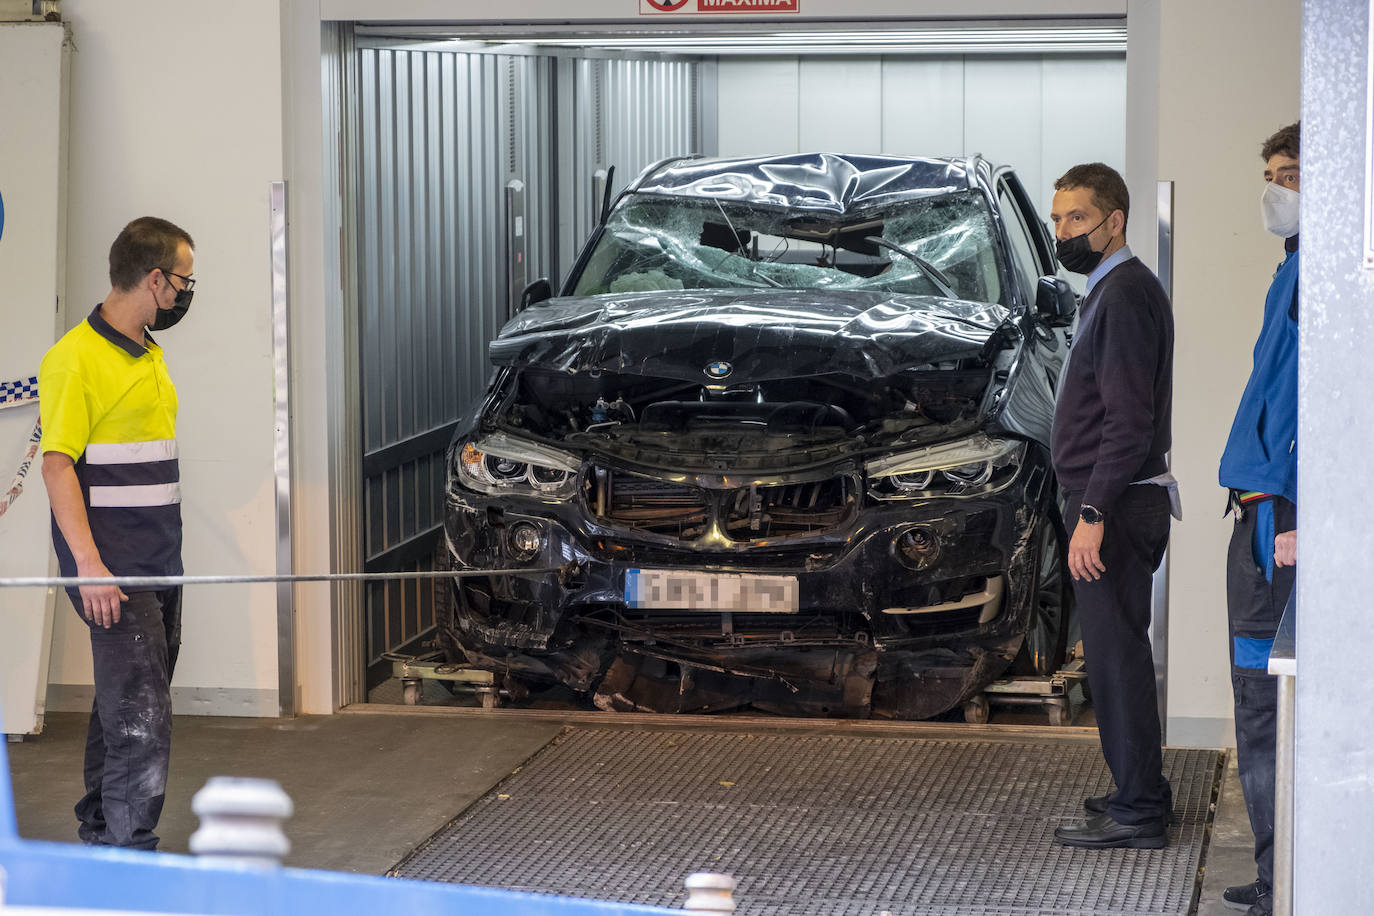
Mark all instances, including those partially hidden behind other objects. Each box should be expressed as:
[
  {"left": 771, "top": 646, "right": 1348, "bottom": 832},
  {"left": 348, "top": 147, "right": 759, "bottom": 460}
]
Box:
[
  {"left": 42, "top": 451, "right": 128, "bottom": 626},
  {"left": 1275, "top": 529, "right": 1297, "bottom": 568},
  {"left": 1069, "top": 521, "right": 1107, "bottom": 581},
  {"left": 77, "top": 559, "right": 127, "bottom": 628},
  {"left": 41, "top": 451, "right": 127, "bottom": 627}
]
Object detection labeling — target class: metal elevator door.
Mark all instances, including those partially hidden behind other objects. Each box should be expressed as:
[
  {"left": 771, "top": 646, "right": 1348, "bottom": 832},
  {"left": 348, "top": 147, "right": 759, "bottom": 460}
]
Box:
[
  {"left": 353, "top": 41, "right": 700, "bottom": 689},
  {"left": 355, "top": 47, "right": 541, "bottom": 687}
]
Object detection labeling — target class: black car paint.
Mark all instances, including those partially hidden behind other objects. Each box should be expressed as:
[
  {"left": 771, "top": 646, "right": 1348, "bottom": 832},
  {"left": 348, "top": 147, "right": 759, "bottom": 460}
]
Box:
[{"left": 436, "top": 153, "right": 1072, "bottom": 719}]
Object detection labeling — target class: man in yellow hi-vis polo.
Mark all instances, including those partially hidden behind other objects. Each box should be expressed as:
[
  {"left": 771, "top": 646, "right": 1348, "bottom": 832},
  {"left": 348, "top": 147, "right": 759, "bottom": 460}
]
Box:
[{"left": 39, "top": 216, "right": 194, "bottom": 850}]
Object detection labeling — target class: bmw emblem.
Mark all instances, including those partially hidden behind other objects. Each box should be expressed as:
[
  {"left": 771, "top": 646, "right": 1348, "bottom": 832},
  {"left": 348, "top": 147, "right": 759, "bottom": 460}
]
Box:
[{"left": 705, "top": 360, "right": 733, "bottom": 380}]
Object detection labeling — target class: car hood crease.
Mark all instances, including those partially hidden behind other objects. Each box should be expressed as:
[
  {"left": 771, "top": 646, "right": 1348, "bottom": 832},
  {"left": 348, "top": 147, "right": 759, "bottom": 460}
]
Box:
[{"left": 490, "top": 289, "right": 1009, "bottom": 383}]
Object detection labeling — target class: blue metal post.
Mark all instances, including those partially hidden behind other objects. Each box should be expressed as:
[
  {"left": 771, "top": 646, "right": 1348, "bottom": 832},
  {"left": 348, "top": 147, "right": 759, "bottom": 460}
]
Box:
[{"left": 0, "top": 720, "right": 17, "bottom": 841}]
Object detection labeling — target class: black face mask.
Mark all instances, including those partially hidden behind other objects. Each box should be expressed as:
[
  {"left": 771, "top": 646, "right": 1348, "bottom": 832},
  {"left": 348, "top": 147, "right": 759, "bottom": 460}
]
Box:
[
  {"left": 149, "top": 272, "right": 193, "bottom": 331},
  {"left": 1055, "top": 214, "right": 1112, "bottom": 275}
]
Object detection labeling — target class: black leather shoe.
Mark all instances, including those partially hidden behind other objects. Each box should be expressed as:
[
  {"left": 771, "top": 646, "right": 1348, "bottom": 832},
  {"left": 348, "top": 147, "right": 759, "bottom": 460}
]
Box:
[
  {"left": 1084, "top": 794, "right": 1176, "bottom": 825},
  {"left": 1243, "top": 893, "right": 1272, "bottom": 916},
  {"left": 1223, "top": 879, "right": 1265, "bottom": 911},
  {"left": 1053, "top": 813, "right": 1167, "bottom": 849}
]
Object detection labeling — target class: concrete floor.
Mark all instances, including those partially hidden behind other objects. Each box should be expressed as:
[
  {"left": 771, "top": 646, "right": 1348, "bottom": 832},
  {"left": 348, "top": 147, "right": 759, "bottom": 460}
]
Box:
[
  {"left": 7, "top": 710, "right": 564, "bottom": 873},
  {"left": 7, "top": 708, "right": 1257, "bottom": 913},
  {"left": 1199, "top": 752, "right": 1262, "bottom": 916}
]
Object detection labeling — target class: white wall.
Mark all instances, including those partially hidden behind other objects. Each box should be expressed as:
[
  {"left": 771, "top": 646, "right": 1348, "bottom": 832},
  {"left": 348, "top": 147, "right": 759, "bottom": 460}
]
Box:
[
  {"left": 0, "top": 21, "right": 65, "bottom": 735},
  {"left": 716, "top": 54, "right": 1126, "bottom": 223},
  {"left": 43, "top": 0, "right": 286, "bottom": 716},
  {"left": 1155, "top": 0, "right": 1301, "bottom": 746}
]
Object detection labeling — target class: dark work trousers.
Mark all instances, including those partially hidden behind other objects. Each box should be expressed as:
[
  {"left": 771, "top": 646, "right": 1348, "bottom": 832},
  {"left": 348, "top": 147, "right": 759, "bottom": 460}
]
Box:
[
  {"left": 69, "top": 587, "right": 182, "bottom": 850},
  {"left": 1064, "top": 487, "right": 1173, "bottom": 827},
  {"left": 1226, "top": 496, "right": 1295, "bottom": 893}
]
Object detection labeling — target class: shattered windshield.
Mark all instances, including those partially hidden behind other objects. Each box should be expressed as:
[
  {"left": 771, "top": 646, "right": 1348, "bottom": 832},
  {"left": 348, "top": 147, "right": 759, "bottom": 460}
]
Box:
[{"left": 572, "top": 190, "right": 1006, "bottom": 305}]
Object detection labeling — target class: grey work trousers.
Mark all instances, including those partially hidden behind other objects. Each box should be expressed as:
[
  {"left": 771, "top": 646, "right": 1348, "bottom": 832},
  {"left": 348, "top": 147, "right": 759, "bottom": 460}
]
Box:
[{"left": 69, "top": 587, "right": 182, "bottom": 850}]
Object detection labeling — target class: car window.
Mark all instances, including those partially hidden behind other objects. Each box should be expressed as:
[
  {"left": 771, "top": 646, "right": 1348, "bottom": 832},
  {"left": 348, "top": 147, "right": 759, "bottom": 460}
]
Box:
[
  {"left": 571, "top": 191, "right": 1007, "bottom": 305},
  {"left": 997, "top": 181, "right": 1041, "bottom": 304}
]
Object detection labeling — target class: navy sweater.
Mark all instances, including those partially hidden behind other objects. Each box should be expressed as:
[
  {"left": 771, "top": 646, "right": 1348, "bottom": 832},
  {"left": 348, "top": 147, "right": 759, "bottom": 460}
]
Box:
[{"left": 1051, "top": 257, "right": 1175, "bottom": 513}]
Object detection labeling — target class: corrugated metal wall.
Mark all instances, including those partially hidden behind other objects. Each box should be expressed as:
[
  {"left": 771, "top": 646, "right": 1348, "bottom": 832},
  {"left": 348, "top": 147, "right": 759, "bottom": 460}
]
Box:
[
  {"left": 604, "top": 58, "right": 699, "bottom": 190},
  {"left": 565, "top": 57, "right": 700, "bottom": 270},
  {"left": 353, "top": 44, "right": 698, "bottom": 687},
  {"left": 714, "top": 54, "right": 1126, "bottom": 228}
]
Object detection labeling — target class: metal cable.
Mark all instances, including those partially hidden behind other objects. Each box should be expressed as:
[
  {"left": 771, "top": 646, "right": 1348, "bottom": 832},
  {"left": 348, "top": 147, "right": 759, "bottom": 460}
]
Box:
[{"left": 0, "top": 567, "right": 566, "bottom": 589}]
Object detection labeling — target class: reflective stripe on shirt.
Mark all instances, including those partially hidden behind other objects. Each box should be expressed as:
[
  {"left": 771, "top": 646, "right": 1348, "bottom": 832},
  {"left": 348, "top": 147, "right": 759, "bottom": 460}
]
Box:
[
  {"left": 85, "top": 439, "right": 178, "bottom": 465},
  {"left": 88, "top": 482, "right": 182, "bottom": 508}
]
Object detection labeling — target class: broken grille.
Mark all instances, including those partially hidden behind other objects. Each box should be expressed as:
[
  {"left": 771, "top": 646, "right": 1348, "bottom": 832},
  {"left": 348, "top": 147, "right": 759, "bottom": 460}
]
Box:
[
  {"left": 586, "top": 467, "right": 855, "bottom": 543},
  {"left": 586, "top": 468, "right": 709, "bottom": 539},
  {"left": 725, "top": 478, "right": 856, "bottom": 541}
]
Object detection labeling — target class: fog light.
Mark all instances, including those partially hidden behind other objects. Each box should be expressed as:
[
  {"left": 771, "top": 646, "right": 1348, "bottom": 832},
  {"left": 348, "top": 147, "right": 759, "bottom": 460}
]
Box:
[
  {"left": 896, "top": 527, "right": 940, "bottom": 569},
  {"left": 507, "top": 521, "right": 544, "bottom": 562}
]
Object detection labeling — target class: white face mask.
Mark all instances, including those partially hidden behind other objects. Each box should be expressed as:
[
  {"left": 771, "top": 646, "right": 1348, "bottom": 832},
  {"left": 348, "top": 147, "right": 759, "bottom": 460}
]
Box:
[{"left": 1261, "top": 181, "right": 1300, "bottom": 238}]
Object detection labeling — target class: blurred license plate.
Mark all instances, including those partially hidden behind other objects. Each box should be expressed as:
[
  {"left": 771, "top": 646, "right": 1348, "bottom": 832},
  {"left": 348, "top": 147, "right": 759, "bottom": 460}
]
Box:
[{"left": 625, "top": 568, "right": 799, "bottom": 613}]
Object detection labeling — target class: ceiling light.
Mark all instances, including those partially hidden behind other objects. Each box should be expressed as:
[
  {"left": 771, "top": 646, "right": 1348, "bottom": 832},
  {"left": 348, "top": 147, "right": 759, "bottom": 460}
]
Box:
[{"left": 360, "top": 24, "right": 1127, "bottom": 56}]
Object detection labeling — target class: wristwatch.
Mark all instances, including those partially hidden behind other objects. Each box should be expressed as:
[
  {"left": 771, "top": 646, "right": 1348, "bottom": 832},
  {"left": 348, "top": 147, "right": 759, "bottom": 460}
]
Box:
[{"left": 1080, "top": 505, "right": 1104, "bottom": 525}]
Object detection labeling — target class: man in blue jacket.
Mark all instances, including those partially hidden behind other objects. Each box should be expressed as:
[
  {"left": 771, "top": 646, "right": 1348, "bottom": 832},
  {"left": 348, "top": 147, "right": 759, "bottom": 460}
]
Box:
[{"left": 1217, "top": 122, "right": 1300, "bottom": 916}]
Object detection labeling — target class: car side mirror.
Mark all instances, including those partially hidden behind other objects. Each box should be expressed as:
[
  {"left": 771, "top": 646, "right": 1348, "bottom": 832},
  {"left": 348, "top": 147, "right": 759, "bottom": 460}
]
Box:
[
  {"left": 1035, "top": 276, "right": 1077, "bottom": 327},
  {"left": 520, "top": 278, "right": 553, "bottom": 311}
]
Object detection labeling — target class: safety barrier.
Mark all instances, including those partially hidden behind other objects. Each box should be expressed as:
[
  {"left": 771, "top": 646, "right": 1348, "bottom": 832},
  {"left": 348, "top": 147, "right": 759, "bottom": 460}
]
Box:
[{"left": 0, "top": 375, "right": 39, "bottom": 521}]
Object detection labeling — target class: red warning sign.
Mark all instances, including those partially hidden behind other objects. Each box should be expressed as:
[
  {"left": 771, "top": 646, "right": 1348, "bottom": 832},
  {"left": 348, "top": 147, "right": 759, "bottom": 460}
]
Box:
[
  {"left": 701, "top": 0, "right": 799, "bottom": 8},
  {"left": 641, "top": 0, "right": 799, "bottom": 13}
]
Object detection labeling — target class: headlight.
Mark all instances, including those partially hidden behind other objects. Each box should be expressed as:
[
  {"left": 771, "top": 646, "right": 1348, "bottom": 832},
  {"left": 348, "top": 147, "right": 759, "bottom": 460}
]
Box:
[
  {"left": 454, "top": 435, "right": 579, "bottom": 500},
  {"left": 867, "top": 435, "right": 1024, "bottom": 500}
]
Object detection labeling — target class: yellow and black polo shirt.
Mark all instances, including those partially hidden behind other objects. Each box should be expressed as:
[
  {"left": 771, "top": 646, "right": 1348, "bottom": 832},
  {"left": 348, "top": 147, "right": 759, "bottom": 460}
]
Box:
[{"left": 38, "top": 306, "right": 181, "bottom": 585}]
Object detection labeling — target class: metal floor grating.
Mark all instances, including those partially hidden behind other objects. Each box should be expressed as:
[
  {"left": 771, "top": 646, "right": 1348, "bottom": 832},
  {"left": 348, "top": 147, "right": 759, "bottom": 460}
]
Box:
[{"left": 392, "top": 728, "right": 1220, "bottom": 916}]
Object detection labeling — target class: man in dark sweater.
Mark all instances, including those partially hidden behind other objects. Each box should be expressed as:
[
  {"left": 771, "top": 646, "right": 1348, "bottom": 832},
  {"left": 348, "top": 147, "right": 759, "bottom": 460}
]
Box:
[{"left": 1048, "top": 163, "right": 1178, "bottom": 850}]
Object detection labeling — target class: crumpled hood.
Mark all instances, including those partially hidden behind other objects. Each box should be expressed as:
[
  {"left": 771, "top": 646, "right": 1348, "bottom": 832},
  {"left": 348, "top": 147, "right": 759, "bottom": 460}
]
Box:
[{"left": 489, "top": 289, "right": 1008, "bottom": 383}]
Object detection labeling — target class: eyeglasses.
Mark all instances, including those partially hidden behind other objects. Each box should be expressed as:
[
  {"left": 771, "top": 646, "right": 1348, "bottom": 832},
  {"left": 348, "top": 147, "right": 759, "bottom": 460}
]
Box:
[{"left": 156, "top": 267, "right": 196, "bottom": 292}]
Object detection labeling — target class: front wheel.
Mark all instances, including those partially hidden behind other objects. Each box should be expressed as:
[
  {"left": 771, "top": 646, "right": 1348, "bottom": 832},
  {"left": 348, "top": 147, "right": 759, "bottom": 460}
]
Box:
[
  {"left": 1013, "top": 515, "right": 1072, "bottom": 677},
  {"left": 432, "top": 533, "right": 463, "bottom": 665}
]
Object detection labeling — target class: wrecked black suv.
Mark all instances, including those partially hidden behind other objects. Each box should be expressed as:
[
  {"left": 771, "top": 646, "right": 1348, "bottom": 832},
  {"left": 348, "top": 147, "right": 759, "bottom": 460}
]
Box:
[{"left": 437, "top": 153, "right": 1078, "bottom": 719}]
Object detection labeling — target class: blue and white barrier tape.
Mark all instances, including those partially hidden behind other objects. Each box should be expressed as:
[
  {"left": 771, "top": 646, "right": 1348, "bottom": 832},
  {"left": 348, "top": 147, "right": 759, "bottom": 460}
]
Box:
[
  {"left": 1, "top": 374, "right": 41, "bottom": 519},
  {"left": 1, "top": 417, "right": 42, "bottom": 519},
  {"left": 0, "top": 374, "right": 39, "bottom": 410}
]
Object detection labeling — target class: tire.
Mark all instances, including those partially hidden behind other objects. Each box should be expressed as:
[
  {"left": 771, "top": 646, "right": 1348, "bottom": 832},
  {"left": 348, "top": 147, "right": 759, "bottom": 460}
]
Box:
[
  {"left": 1013, "top": 514, "right": 1072, "bottom": 677},
  {"left": 432, "top": 534, "right": 463, "bottom": 664}
]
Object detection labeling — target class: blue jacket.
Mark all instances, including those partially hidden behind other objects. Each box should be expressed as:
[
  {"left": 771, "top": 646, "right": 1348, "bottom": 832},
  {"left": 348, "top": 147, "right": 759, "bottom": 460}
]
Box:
[{"left": 1218, "top": 248, "right": 1299, "bottom": 503}]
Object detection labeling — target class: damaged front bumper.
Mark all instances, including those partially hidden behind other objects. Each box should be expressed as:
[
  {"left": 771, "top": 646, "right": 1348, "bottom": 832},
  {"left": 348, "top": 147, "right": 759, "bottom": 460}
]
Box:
[{"left": 438, "top": 444, "right": 1055, "bottom": 719}]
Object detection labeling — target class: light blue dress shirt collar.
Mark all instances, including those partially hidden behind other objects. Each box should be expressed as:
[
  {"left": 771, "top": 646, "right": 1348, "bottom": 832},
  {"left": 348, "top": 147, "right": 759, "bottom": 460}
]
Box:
[{"left": 1084, "top": 243, "right": 1133, "bottom": 298}]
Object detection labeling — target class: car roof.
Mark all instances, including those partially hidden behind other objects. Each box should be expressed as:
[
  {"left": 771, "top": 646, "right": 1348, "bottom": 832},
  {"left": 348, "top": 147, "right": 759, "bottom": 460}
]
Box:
[{"left": 626, "top": 152, "right": 998, "bottom": 215}]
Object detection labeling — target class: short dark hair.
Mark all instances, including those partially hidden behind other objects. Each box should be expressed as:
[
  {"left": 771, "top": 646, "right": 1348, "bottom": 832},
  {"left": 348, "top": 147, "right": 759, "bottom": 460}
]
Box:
[
  {"left": 1261, "top": 122, "right": 1300, "bottom": 162},
  {"left": 108, "top": 217, "right": 194, "bottom": 292},
  {"left": 1054, "top": 162, "right": 1130, "bottom": 232}
]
